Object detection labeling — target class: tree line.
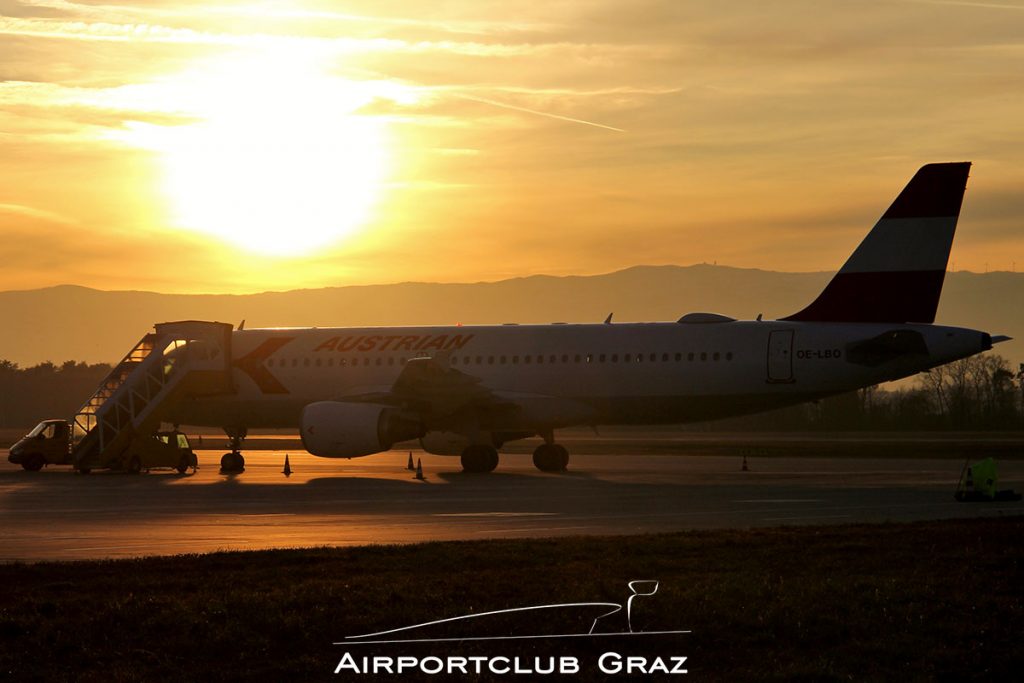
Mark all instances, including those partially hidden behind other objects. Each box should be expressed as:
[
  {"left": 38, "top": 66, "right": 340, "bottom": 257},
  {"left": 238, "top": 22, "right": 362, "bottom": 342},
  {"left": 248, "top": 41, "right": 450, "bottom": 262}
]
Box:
[
  {"left": 0, "top": 360, "right": 113, "bottom": 429},
  {"left": 1, "top": 354, "right": 1022, "bottom": 431}
]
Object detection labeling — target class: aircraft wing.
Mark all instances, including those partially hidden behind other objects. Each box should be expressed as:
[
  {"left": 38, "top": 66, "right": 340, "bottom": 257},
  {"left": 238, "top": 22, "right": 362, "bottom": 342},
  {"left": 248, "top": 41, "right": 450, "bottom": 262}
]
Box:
[{"left": 334, "top": 356, "right": 516, "bottom": 419}]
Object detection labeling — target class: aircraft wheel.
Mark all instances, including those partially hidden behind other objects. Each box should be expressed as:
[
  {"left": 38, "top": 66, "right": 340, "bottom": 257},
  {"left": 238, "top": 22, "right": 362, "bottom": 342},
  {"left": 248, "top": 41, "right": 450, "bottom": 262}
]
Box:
[
  {"left": 126, "top": 455, "right": 142, "bottom": 475},
  {"left": 220, "top": 452, "right": 245, "bottom": 473},
  {"left": 461, "top": 445, "right": 499, "bottom": 473},
  {"left": 554, "top": 444, "right": 569, "bottom": 471},
  {"left": 533, "top": 444, "right": 568, "bottom": 472},
  {"left": 21, "top": 453, "right": 45, "bottom": 472}
]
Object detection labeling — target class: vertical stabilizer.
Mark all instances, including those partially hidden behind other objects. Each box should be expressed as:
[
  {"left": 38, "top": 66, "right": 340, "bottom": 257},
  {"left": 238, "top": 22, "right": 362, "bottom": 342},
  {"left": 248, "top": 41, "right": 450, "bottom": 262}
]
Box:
[{"left": 783, "top": 162, "right": 971, "bottom": 324}]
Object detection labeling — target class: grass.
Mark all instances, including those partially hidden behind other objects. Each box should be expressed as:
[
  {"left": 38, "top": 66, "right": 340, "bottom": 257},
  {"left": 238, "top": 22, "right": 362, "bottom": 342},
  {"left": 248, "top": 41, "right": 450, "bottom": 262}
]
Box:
[{"left": 0, "top": 516, "right": 1022, "bottom": 682}]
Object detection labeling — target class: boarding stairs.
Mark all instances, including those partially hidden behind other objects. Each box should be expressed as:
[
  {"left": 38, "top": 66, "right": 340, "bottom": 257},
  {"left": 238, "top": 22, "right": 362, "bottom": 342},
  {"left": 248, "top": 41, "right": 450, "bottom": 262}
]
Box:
[{"left": 71, "top": 321, "right": 234, "bottom": 471}]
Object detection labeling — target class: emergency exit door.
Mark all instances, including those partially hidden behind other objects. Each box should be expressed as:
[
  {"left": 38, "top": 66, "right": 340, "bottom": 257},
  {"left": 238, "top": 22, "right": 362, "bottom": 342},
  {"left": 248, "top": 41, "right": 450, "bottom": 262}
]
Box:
[{"left": 767, "top": 330, "right": 795, "bottom": 383}]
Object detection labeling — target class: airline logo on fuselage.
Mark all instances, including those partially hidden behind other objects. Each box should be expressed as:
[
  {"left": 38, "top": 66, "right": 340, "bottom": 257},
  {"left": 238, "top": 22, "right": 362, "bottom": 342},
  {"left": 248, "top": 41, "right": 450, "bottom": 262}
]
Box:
[
  {"left": 313, "top": 334, "right": 475, "bottom": 353},
  {"left": 234, "top": 337, "right": 295, "bottom": 394}
]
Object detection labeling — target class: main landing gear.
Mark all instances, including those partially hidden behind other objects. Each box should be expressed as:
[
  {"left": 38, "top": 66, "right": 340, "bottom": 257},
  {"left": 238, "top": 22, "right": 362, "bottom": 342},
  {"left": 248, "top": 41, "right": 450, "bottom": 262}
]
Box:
[
  {"left": 220, "top": 427, "right": 247, "bottom": 473},
  {"left": 533, "top": 429, "right": 569, "bottom": 472},
  {"left": 460, "top": 444, "right": 499, "bottom": 473}
]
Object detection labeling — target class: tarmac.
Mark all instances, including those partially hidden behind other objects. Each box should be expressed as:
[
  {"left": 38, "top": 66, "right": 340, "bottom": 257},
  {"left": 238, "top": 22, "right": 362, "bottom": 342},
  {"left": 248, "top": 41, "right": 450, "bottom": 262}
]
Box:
[{"left": 1, "top": 446, "right": 1021, "bottom": 561}]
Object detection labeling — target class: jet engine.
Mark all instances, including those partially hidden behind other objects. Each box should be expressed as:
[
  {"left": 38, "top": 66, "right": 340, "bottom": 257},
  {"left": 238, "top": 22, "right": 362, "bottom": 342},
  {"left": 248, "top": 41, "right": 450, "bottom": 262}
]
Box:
[{"left": 301, "top": 402, "right": 425, "bottom": 458}]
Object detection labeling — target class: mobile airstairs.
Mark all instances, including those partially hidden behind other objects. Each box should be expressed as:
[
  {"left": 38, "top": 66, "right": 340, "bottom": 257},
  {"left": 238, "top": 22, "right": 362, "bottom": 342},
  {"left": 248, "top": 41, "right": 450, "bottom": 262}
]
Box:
[{"left": 71, "top": 321, "right": 234, "bottom": 473}]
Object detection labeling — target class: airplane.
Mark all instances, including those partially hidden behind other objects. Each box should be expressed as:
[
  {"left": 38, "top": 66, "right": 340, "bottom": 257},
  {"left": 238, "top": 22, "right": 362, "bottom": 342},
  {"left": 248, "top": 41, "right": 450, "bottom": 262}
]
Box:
[{"left": 15, "top": 162, "right": 1006, "bottom": 475}]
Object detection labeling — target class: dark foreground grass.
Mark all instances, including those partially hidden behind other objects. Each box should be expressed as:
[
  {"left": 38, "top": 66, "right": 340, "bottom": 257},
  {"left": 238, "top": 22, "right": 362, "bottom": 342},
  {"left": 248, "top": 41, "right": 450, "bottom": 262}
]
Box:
[{"left": 1, "top": 517, "right": 1021, "bottom": 682}]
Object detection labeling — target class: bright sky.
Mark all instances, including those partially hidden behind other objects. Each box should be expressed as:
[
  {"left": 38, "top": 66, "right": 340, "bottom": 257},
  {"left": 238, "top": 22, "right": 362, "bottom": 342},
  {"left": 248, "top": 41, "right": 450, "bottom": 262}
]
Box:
[{"left": 1, "top": 0, "right": 1022, "bottom": 293}]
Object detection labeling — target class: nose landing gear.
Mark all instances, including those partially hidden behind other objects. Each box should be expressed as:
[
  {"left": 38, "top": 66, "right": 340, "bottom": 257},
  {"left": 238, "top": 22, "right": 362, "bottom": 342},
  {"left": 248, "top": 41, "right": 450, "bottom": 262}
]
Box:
[{"left": 220, "top": 428, "right": 247, "bottom": 473}]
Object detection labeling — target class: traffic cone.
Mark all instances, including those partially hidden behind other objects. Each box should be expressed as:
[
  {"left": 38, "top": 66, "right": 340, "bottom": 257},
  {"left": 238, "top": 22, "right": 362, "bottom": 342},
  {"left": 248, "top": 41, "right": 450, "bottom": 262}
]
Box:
[
  {"left": 407, "top": 452, "right": 415, "bottom": 471},
  {"left": 415, "top": 458, "right": 425, "bottom": 481},
  {"left": 283, "top": 453, "right": 292, "bottom": 477},
  {"left": 741, "top": 455, "right": 749, "bottom": 472}
]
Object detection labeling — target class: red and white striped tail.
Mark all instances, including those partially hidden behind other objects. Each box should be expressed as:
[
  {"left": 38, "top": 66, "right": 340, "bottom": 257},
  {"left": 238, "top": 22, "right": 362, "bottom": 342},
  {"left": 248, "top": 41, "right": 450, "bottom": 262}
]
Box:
[{"left": 783, "top": 162, "right": 971, "bottom": 324}]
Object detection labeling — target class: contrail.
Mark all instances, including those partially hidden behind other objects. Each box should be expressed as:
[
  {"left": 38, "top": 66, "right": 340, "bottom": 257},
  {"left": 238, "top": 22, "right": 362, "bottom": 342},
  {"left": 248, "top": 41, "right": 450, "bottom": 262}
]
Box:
[
  {"left": 456, "top": 93, "right": 625, "bottom": 132},
  {"left": 900, "top": 0, "right": 1024, "bottom": 10}
]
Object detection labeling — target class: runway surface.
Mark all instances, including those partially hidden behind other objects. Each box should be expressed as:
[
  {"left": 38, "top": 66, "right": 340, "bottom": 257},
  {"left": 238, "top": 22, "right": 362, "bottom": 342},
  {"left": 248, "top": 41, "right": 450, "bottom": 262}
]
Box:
[{"left": 1, "top": 447, "right": 1021, "bottom": 561}]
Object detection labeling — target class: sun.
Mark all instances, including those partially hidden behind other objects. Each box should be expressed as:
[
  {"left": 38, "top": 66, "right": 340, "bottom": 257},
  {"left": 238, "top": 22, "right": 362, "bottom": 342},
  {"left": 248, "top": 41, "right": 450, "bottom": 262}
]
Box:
[{"left": 150, "top": 50, "right": 393, "bottom": 255}]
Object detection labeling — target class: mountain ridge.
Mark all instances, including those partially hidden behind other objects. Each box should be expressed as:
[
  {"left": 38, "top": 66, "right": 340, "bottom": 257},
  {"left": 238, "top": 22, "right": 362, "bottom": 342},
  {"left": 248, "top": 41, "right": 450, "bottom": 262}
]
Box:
[{"left": 1, "top": 265, "right": 1020, "bottom": 367}]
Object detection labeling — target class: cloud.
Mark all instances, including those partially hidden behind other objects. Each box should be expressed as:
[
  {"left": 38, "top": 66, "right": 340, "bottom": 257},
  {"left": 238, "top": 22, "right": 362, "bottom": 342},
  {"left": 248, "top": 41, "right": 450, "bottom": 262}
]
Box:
[
  {"left": 0, "top": 202, "right": 77, "bottom": 225},
  {"left": 1, "top": 0, "right": 1023, "bottom": 293}
]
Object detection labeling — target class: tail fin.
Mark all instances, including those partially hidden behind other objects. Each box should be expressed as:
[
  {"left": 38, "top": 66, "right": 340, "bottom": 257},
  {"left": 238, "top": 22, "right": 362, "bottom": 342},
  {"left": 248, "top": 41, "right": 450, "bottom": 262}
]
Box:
[{"left": 783, "top": 162, "right": 971, "bottom": 324}]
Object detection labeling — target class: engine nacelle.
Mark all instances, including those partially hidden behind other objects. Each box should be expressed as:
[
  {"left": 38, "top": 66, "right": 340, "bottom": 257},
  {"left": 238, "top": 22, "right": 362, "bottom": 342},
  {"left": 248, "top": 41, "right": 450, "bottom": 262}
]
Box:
[{"left": 301, "top": 402, "right": 424, "bottom": 459}]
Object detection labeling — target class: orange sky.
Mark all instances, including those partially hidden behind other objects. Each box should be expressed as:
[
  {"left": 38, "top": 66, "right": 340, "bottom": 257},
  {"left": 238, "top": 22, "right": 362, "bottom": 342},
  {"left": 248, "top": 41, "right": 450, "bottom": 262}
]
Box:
[{"left": 1, "top": 0, "right": 1023, "bottom": 293}]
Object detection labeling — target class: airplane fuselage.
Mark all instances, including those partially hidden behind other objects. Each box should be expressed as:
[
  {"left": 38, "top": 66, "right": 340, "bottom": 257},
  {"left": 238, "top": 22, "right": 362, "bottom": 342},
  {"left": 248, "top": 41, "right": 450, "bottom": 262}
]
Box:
[{"left": 169, "top": 319, "right": 991, "bottom": 436}]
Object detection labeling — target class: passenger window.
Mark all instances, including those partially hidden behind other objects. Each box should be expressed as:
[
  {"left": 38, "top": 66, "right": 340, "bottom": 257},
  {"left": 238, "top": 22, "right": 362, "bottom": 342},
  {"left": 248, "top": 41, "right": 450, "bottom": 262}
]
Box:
[
  {"left": 303, "top": 358, "right": 310, "bottom": 367},
  {"left": 612, "top": 354, "right": 619, "bottom": 362},
  {"left": 688, "top": 352, "right": 695, "bottom": 361},
  {"left": 501, "top": 356, "right": 507, "bottom": 364},
  {"left": 537, "top": 355, "right": 544, "bottom": 364},
  {"left": 726, "top": 352, "right": 733, "bottom": 361},
  {"left": 363, "top": 358, "right": 370, "bottom": 366},
  {"left": 674, "top": 353, "right": 681, "bottom": 362},
  {"left": 649, "top": 353, "right": 656, "bottom": 362},
  {"left": 315, "top": 358, "right": 322, "bottom": 367},
  {"left": 701, "top": 352, "right": 707, "bottom": 361},
  {"left": 637, "top": 354, "right": 643, "bottom": 362},
  {"left": 327, "top": 358, "right": 334, "bottom": 367},
  {"left": 713, "top": 352, "right": 720, "bottom": 361},
  {"left": 488, "top": 356, "right": 494, "bottom": 365},
  {"left": 662, "top": 353, "right": 669, "bottom": 362},
  {"left": 525, "top": 356, "right": 531, "bottom": 364},
  {"left": 599, "top": 354, "right": 606, "bottom": 363},
  {"left": 292, "top": 358, "right": 298, "bottom": 367},
  {"left": 562, "top": 355, "right": 569, "bottom": 363},
  {"left": 585, "top": 354, "right": 592, "bottom": 363}
]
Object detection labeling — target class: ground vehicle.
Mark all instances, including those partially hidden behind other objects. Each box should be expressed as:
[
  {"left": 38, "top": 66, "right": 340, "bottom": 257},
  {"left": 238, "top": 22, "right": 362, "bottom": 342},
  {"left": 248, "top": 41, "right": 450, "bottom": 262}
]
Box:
[{"left": 8, "top": 421, "right": 197, "bottom": 474}]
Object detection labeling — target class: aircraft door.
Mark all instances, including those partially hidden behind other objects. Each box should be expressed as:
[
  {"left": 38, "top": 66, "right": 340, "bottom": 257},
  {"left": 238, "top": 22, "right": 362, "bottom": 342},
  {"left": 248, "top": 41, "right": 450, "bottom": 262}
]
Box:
[{"left": 767, "top": 330, "right": 795, "bottom": 383}]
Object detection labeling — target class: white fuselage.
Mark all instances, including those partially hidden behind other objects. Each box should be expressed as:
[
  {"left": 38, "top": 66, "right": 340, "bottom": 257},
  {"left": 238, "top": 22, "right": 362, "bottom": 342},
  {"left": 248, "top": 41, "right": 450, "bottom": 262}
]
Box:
[{"left": 169, "top": 319, "right": 989, "bottom": 435}]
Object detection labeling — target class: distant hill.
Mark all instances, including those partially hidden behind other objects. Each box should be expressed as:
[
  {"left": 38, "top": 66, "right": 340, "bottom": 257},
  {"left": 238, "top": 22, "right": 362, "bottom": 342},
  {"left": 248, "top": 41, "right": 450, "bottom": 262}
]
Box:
[{"left": 0, "top": 265, "right": 1021, "bottom": 367}]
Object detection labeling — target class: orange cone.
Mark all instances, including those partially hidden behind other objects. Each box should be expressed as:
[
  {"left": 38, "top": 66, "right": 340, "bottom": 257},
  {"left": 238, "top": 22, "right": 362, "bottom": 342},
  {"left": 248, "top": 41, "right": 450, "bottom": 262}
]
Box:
[
  {"left": 283, "top": 453, "right": 292, "bottom": 476},
  {"left": 415, "top": 458, "right": 425, "bottom": 481},
  {"left": 407, "top": 452, "right": 415, "bottom": 471}
]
